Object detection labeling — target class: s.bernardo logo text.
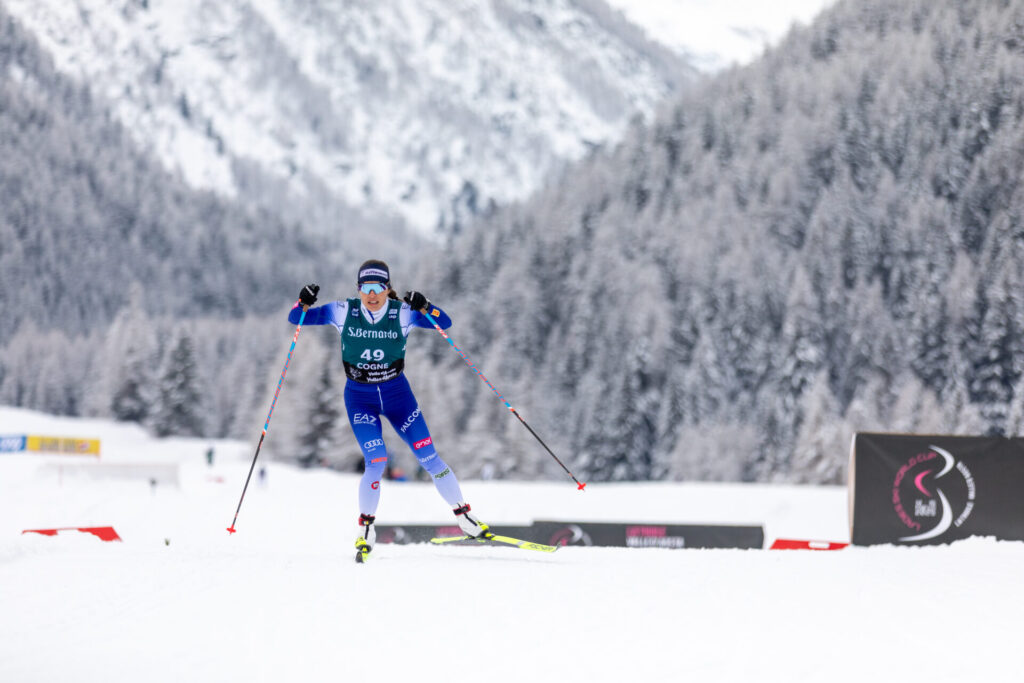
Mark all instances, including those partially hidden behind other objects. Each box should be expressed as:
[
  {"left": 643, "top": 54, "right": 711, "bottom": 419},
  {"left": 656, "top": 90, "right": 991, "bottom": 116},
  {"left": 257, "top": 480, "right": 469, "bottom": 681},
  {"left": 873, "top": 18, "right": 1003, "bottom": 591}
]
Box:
[{"left": 347, "top": 328, "right": 399, "bottom": 339}]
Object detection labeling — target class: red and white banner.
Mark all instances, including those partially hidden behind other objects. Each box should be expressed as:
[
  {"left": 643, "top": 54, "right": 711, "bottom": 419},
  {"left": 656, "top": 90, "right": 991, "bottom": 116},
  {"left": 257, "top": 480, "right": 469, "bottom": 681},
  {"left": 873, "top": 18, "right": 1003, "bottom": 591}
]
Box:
[
  {"left": 22, "top": 526, "right": 122, "bottom": 542},
  {"left": 770, "top": 538, "right": 848, "bottom": 550}
]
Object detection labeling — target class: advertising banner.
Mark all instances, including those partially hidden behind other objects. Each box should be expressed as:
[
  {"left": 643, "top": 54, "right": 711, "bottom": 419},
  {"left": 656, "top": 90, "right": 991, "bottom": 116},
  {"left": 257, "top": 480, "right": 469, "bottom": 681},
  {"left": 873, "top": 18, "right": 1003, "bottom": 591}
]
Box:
[
  {"left": 0, "top": 435, "right": 27, "bottom": 453},
  {"left": 532, "top": 521, "right": 764, "bottom": 549},
  {"left": 850, "top": 433, "right": 1024, "bottom": 545},
  {"left": 375, "top": 522, "right": 764, "bottom": 549},
  {"left": 25, "top": 435, "right": 101, "bottom": 456},
  {"left": 22, "top": 527, "right": 122, "bottom": 542}
]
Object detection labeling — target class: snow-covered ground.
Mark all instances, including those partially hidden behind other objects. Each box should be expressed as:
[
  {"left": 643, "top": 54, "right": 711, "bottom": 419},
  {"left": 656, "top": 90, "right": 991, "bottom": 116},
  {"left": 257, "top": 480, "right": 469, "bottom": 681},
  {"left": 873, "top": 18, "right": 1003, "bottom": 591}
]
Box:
[{"left": 1, "top": 407, "right": 1021, "bottom": 682}]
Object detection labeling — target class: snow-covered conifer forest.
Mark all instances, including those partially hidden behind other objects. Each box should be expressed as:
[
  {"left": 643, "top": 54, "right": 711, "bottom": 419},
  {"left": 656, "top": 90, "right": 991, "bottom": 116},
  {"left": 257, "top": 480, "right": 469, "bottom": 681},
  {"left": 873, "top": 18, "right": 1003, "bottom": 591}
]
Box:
[{"left": 3, "top": 0, "right": 1024, "bottom": 484}]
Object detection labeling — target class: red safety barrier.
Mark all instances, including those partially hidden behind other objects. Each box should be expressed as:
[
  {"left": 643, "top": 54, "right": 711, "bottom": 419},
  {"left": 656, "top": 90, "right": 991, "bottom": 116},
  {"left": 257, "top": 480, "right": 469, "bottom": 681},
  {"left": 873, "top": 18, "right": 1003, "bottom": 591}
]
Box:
[
  {"left": 770, "top": 538, "right": 848, "bottom": 550},
  {"left": 22, "top": 526, "right": 122, "bottom": 542}
]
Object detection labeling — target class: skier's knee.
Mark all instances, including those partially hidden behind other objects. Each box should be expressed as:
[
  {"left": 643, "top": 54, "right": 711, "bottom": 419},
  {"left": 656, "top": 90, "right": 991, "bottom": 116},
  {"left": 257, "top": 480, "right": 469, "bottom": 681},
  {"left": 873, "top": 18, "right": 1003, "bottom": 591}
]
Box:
[{"left": 417, "top": 451, "right": 448, "bottom": 476}]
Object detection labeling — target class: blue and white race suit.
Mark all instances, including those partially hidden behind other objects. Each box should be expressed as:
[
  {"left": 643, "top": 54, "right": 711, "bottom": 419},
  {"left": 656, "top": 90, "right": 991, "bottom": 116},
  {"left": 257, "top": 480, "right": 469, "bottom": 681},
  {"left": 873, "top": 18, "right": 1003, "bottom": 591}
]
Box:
[{"left": 288, "top": 298, "right": 464, "bottom": 515}]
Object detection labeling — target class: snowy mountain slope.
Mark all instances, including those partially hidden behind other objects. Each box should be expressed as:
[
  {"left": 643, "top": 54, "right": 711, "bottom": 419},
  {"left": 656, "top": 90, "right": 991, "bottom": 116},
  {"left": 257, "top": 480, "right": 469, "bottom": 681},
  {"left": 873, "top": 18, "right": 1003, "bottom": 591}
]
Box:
[
  {"left": 414, "top": 0, "right": 1024, "bottom": 483},
  {"left": 604, "top": 0, "right": 839, "bottom": 71},
  {"left": 4, "top": 0, "right": 693, "bottom": 235}
]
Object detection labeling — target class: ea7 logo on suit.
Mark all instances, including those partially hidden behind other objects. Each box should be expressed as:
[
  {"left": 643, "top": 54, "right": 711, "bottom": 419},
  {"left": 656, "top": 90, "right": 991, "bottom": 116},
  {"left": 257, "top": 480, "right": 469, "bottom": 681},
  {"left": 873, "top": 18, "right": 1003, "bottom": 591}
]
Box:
[{"left": 353, "top": 413, "right": 377, "bottom": 426}]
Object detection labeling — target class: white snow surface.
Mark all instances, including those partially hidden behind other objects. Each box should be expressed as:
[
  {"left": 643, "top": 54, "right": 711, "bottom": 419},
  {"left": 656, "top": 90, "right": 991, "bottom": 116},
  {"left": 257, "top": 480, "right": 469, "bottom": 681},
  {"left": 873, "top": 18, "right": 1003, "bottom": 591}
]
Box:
[
  {"left": 603, "top": 0, "right": 839, "bottom": 71},
  {"left": 1, "top": 407, "right": 1021, "bottom": 682}
]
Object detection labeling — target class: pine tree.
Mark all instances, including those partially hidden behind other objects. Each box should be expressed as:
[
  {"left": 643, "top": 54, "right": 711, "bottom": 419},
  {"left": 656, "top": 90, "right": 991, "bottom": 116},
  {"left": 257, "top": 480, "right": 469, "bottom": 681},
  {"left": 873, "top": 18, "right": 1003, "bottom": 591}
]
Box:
[
  {"left": 111, "top": 343, "right": 152, "bottom": 423},
  {"left": 298, "top": 364, "right": 340, "bottom": 468},
  {"left": 775, "top": 267, "right": 825, "bottom": 423},
  {"left": 85, "top": 290, "right": 157, "bottom": 422},
  {"left": 151, "top": 333, "right": 205, "bottom": 437},
  {"left": 791, "top": 372, "right": 846, "bottom": 484},
  {"left": 969, "top": 273, "right": 1023, "bottom": 434}
]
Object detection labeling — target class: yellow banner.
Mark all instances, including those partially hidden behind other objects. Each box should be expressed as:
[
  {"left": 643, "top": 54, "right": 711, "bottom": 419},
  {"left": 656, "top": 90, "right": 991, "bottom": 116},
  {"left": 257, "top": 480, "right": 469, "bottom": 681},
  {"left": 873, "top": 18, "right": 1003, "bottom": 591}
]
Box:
[{"left": 25, "top": 435, "right": 100, "bottom": 456}]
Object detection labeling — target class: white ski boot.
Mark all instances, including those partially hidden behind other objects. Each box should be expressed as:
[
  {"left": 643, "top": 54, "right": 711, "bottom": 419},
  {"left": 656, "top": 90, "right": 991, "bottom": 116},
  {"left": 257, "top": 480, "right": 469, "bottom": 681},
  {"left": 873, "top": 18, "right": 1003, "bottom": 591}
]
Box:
[
  {"left": 355, "top": 513, "right": 376, "bottom": 563},
  {"left": 453, "top": 503, "right": 489, "bottom": 538}
]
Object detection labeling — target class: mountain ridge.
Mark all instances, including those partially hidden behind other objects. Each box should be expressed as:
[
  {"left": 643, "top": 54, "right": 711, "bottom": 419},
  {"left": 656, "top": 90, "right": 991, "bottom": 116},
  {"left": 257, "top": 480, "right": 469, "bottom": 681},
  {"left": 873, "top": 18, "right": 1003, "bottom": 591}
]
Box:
[{"left": 5, "top": 0, "right": 696, "bottom": 236}]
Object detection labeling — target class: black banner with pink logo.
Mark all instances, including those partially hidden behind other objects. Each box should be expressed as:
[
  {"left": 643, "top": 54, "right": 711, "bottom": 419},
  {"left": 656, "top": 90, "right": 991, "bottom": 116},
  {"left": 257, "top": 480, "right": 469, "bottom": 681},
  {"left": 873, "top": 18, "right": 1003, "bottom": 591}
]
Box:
[
  {"left": 531, "top": 521, "right": 764, "bottom": 549},
  {"left": 375, "top": 521, "right": 764, "bottom": 549},
  {"left": 850, "top": 433, "right": 1024, "bottom": 545}
]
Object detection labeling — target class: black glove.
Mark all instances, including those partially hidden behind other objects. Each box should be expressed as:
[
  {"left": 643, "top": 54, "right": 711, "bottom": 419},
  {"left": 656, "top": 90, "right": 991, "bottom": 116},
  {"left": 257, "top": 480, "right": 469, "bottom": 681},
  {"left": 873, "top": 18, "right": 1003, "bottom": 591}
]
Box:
[
  {"left": 299, "top": 283, "right": 320, "bottom": 307},
  {"left": 403, "top": 290, "right": 430, "bottom": 311}
]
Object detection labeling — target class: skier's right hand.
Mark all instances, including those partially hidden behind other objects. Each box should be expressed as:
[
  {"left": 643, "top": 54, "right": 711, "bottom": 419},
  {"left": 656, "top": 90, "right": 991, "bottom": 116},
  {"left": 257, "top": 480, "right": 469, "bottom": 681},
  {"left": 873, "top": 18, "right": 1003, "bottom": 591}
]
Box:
[{"left": 299, "top": 283, "right": 320, "bottom": 307}]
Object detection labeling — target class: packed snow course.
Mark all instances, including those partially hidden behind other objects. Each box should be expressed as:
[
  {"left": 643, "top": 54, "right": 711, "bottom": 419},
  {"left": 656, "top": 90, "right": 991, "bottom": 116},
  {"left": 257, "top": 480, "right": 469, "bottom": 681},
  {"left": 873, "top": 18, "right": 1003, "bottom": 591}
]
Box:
[{"left": 0, "top": 407, "right": 1020, "bottom": 682}]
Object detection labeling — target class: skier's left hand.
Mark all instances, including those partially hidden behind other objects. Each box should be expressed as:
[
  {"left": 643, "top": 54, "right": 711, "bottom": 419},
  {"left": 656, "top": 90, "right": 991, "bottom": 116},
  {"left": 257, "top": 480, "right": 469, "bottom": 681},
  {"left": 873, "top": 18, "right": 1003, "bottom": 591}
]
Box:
[
  {"left": 299, "top": 283, "right": 319, "bottom": 307},
  {"left": 403, "top": 290, "right": 430, "bottom": 312}
]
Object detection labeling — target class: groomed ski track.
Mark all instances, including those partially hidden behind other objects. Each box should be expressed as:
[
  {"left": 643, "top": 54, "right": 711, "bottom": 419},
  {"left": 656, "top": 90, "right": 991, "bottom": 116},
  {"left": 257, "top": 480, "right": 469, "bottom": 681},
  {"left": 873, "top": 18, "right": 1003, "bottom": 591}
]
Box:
[{"left": 1, "top": 409, "right": 1021, "bottom": 682}]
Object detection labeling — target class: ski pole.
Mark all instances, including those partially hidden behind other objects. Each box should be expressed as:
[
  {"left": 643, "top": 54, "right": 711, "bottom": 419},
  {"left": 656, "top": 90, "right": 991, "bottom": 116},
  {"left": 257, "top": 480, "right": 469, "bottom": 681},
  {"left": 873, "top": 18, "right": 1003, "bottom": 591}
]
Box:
[
  {"left": 227, "top": 306, "right": 308, "bottom": 533},
  {"left": 422, "top": 309, "right": 586, "bottom": 491}
]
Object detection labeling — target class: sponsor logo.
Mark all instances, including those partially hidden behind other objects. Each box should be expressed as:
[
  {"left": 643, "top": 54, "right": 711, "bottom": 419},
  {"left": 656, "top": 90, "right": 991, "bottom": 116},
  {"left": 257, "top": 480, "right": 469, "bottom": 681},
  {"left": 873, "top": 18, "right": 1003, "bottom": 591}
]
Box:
[
  {"left": 414, "top": 437, "right": 432, "bottom": 450},
  {"left": 347, "top": 328, "right": 399, "bottom": 340},
  {"left": 430, "top": 308, "right": 440, "bottom": 317},
  {"left": 0, "top": 436, "right": 26, "bottom": 453},
  {"left": 371, "top": 480, "right": 380, "bottom": 490},
  {"left": 353, "top": 413, "right": 377, "bottom": 426},
  {"left": 370, "top": 456, "right": 387, "bottom": 464},
  {"left": 418, "top": 453, "right": 437, "bottom": 465},
  {"left": 549, "top": 524, "right": 593, "bottom": 547},
  {"left": 23, "top": 436, "right": 100, "bottom": 456},
  {"left": 399, "top": 408, "right": 421, "bottom": 433},
  {"left": 375, "top": 527, "right": 408, "bottom": 544},
  {"left": 433, "top": 467, "right": 450, "bottom": 479},
  {"left": 625, "top": 525, "right": 686, "bottom": 548},
  {"left": 363, "top": 439, "right": 384, "bottom": 451},
  {"left": 892, "top": 445, "right": 976, "bottom": 542}
]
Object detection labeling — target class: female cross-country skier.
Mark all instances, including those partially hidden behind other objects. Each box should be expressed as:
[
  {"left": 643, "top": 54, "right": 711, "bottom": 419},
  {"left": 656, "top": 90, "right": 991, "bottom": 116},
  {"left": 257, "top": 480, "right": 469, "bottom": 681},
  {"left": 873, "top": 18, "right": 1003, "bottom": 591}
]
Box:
[{"left": 290, "top": 259, "right": 488, "bottom": 562}]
